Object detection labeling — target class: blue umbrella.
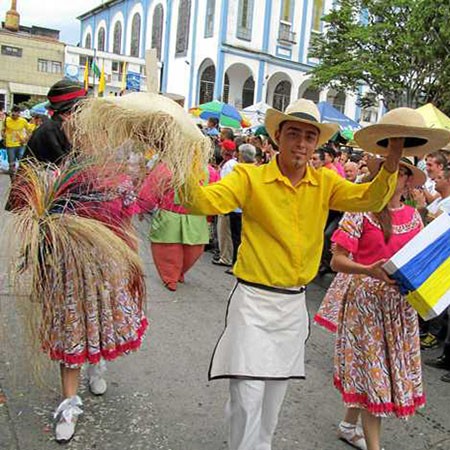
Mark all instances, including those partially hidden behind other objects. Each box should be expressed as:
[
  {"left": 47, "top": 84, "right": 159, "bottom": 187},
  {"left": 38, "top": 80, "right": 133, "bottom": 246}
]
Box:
[
  {"left": 30, "top": 101, "right": 50, "bottom": 116},
  {"left": 317, "top": 102, "right": 361, "bottom": 131}
]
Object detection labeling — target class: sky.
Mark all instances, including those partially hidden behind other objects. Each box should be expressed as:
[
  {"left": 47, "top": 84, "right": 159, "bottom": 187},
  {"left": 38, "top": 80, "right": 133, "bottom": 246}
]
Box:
[{"left": 0, "top": 0, "right": 104, "bottom": 44}]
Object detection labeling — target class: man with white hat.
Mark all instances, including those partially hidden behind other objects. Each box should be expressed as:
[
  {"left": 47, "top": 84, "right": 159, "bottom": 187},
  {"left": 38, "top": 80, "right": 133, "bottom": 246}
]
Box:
[{"left": 183, "top": 99, "right": 417, "bottom": 450}]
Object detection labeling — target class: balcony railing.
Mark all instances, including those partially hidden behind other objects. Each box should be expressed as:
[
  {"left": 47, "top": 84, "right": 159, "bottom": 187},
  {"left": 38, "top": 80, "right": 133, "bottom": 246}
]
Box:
[{"left": 278, "top": 22, "right": 297, "bottom": 45}]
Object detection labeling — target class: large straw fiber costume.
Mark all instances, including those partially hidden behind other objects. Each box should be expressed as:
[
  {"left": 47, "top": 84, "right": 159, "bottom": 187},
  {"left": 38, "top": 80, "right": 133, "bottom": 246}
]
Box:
[{"left": 7, "top": 86, "right": 211, "bottom": 443}]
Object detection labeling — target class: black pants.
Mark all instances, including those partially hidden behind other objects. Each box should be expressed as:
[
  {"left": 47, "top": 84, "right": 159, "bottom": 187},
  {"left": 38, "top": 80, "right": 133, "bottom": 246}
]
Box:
[
  {"left": 321, "top": 210, "right": 343, "bottom": 271},
  {"left": 228, "top": 212, "right": 242, "bottom": 264}
]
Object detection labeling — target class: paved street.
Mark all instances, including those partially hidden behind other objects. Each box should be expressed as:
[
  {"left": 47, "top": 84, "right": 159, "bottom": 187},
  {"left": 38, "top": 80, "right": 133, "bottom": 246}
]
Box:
[{"left": 0, "top": 174, "right": 449, "bottom": 450}]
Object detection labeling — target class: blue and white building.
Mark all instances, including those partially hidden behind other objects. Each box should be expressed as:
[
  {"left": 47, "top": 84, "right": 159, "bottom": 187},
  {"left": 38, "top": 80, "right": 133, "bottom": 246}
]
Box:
[{"left": 73, "top": 0, "right": 375, "bottom": 122}]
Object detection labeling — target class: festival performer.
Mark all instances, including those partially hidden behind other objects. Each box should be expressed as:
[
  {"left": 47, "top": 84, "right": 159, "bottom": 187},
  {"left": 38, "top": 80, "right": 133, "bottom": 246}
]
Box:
[
  {"left": 137, "top": 162, "right": 219, "bottom": 291},
  {"left": 182, "top": 98, "right": 412, "bottom": 450},
  {"left": 330, "top": 159, "right": 426, "bottom": 450},
  {"left": 8, "top": 89, "right": 210, "bottom": 444}
]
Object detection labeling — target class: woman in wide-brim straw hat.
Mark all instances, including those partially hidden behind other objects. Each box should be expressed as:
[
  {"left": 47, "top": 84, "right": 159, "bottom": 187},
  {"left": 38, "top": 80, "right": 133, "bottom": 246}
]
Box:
[
  {"left": 8, "top": 90, "right": 211, "bottom": 444},
  {"left": 328, "top": 115, "right": 429, "bottom": 449}
]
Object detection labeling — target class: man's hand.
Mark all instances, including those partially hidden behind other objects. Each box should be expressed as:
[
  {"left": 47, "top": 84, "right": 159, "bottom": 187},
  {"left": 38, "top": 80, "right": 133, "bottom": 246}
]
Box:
[
  {"left": 363, "top": 259, "right": 396, "bottom": 284},
  {"left": 384, "top": 137, "right": 405, "bottom": 173}
]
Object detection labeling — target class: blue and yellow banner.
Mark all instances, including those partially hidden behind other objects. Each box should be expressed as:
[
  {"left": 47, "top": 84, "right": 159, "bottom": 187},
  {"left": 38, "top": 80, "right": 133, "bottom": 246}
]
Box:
[{"left": 383, "top": 213, "right": 450, "bottom": 320}]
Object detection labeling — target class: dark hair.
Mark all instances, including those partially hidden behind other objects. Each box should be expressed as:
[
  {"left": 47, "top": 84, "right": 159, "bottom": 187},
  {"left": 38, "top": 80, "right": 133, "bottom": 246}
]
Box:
[
  {"left": 208, "top": 117, "right": 219, "bottom": 127},
  {"left": 221, "top": 127, "right": 234, "bottom": 140},
  {"left": 373, "top": 208, "right": 393, "bottom": 243},
  {"left": 11, "top": 105, "right": 21, "bottom": 113},
  {"left": 427, "top": 150, "right": 448, "bottom": 168},
  {"left": 314, "top": 149, "right": 325, "bottom": 161},
  {"left": 234, "top": 136, "right": 245, "bottom": 148},
  {"left": 322, "top": 146, "right": 336, "bottom": 159}
]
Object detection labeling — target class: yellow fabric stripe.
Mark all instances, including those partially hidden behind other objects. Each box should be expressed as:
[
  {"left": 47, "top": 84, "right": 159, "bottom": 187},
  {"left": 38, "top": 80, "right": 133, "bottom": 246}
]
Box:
[{"left": 407, "top": 256, "right": 450, "bottom": 318}]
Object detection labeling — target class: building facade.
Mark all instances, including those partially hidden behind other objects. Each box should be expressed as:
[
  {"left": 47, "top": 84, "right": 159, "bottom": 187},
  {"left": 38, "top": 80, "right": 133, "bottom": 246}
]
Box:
[
  {"left": 77, "top": 0, "right": 368, "bottom": 121},
  {"left": 0, "top": 24, "right": 65, "bottom": 110}
]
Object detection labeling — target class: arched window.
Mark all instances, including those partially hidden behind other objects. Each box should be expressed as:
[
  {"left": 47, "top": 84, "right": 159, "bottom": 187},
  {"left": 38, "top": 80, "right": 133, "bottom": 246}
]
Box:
[
  {"left": 302, "top": 87, "right": 320, "bottom": 103},
  {"left": 85, "top": 33, "right": 92, "bottom": 49},
  {"left": 222, "top": 73, "right": 230, "bottom": 104},
  {"left": 175, "top": 0, "right": 191, "bottom": 56},
  {"left": 242, "top": 76, "right": 255, "bottom": 108},
  {"left": 152, "top": 5, "right": 164, "bottom": 60},
  {"left": 113, "top": 21, "right": 122, "bottom": 54},
  {"left": 273, "top": 80, "right": 291, "bottom": 111},
  {"left": 130, "top": 13, "right": 141, "bottom": 57},
  {"left": 312, "top": 0, "right": 324, "bottom": 32},
  {"left": 329, "top": 91, "right": 346, "bottom": 113},
  {"left": 199, "top": 65, "right": 215, "bottom": 104},
  {"left": 97, "top": 27, "right": 106, "bottom": 51},
  {"left": 204, "top": 0, "right": 215, "bottom": 38},
  {"left": 237, "top": 0, "right": 254, "bottom": 40}
]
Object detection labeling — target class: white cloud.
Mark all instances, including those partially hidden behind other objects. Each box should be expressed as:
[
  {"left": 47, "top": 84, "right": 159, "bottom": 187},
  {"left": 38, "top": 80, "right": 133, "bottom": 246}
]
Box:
[{"left": 0, "top": 0, "right": 102, "bottom": 44}]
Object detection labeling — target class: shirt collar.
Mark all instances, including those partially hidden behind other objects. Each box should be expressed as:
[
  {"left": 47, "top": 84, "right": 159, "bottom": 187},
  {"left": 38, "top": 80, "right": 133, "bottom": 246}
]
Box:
[{"left": 263, "top": 158, "right": 319, "bottom": 186}]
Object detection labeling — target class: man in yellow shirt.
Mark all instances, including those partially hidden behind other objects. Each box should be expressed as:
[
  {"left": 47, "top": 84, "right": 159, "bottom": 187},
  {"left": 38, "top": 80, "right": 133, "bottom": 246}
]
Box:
[
  {"left": 185, "top": 99, "right": 403, "bottom": 450},
  {"left": 2, "top": 105, "right": 32, "bottom": 174}
]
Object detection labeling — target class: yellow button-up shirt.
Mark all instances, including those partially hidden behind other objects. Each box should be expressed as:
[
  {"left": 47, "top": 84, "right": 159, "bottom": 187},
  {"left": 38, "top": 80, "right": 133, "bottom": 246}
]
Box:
[{"left": 187, "top": 159, "right": 397, "bottom": 287}]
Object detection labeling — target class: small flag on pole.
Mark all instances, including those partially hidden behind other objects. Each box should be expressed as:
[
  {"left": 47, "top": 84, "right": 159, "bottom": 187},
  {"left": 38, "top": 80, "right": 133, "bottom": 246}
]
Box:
[
  {"left": 91, "top": 60, "right": 101, "bottom": 78},
  {"left": 120, "top": 61, "right": 128, "bottom": 93},
  {"left": 98, "top": 63, "right": 106, "bottom": 97},
  {"left": 83, "top": 60, "right": 89, "bottom": 91}
]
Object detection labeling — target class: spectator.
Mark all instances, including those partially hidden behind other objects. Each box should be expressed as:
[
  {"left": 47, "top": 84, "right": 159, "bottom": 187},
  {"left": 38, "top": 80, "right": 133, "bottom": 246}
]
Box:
[
  {"left": 344, "top": 161, "right": 359, "bottom": 183},
  {"left": 311, "top": 148, "right": 325, "bottom": 170},
  {"left": 3, "top": 105, "right": 32, "bottom": 175}
]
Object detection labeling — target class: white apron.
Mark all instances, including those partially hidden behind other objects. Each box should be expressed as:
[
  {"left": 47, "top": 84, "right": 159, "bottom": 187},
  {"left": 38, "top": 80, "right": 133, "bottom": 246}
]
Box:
[{"left": 209, "top": 282, "right": 309, "bottom": 380}]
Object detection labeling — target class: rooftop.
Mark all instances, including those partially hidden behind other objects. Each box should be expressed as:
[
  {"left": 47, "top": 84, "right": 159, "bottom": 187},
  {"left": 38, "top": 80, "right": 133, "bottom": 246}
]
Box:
[{"left": 77, "top": 0, "right": 123, "bottom": 20}]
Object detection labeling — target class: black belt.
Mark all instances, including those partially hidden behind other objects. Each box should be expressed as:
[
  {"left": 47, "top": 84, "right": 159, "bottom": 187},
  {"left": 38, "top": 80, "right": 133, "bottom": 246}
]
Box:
[{"left": 237, "top": 278, "right": 306, "bottom": 295}]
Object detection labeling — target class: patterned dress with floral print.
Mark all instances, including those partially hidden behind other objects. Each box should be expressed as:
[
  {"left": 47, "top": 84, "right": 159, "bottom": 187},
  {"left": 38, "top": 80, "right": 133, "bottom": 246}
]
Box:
[
  {"left": 332, "top": 206, "right": 425, "bottom": 418},
  {"left": 41, "top": 178, "right": 148, "bottom": 369}
]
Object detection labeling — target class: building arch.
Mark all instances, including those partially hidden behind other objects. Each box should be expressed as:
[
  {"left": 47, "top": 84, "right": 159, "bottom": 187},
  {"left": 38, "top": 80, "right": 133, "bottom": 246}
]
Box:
[
  {"left": 109, "top": 12, "right": 125, "bottom": 54},
  {"left": 94, "top": 20, "right": 107, "bottom": 51},
  {"left": 223, "top": 62, "right": 254, "bottom": 108},
  {"left": 126, "top": 2, "right": 144, "bottom": 57},
  {"left": 198, "top": 59, "right": 216, "bottom": 104},
  {"left": 298, "top": 81, "right": 320, "bottom": 103},
  {"left": 266, "top": 72, "right": 293, "bottom": 111},
  {"left": 83, "top": 25, "right": 93, "bottom": 49}
]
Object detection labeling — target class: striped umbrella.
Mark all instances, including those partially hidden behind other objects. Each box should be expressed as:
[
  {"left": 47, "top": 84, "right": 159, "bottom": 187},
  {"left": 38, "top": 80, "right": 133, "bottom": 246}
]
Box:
[{"left": 189, "top": 100, "right": 251, "bottom": 129}]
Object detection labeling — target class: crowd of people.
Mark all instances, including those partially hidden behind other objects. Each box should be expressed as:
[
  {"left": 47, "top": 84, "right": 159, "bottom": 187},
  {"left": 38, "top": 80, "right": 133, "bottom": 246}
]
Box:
[{"left": 2, "top": 79, "right": 450, "bottom": 450}]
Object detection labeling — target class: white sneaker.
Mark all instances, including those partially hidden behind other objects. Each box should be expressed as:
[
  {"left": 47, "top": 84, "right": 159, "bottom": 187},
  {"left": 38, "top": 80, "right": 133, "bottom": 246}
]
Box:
[
  {"left": 338, "top": 421, "right": 368, "bottom": 450},
  {"left": 54, "top": 396, "right": 83, "bottom": 443},
  {"left": 87, "top": 361, "right": 107, "bottom": 396}
]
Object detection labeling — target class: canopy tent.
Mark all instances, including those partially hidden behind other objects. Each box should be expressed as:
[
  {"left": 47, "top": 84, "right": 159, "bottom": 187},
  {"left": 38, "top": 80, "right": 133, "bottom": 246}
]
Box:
[
  {"left": 241, "top": 101, "right": 271, "bottom": 127},
  {"left": 416, "top": 104, "right": 450, "bottom": 131},
  {"left": 317, "top": 101, "right": 361, "bottom": 131},
  {"left": 416, "top": 104, "right": 450, "bottom": 150}
]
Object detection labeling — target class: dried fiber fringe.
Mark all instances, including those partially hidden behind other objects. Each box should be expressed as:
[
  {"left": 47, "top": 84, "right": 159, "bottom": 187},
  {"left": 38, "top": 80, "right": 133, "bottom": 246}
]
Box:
[
  {"left": 7, "top": 159, "right": 145, "bottom": 379},
  {"left": 71, "top": 98, "right": 212, "bottom": 200}
]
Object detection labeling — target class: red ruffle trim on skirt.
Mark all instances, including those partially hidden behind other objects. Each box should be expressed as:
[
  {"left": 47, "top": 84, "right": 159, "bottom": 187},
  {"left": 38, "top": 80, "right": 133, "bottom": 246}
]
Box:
[
  {"left": 313, "top": 314, "right": 337, "bottom": 333},
  {"left": 48, "top": 317, "right": 149, "bottom": 366},
  {"left": 334, "top": 376, "right": 426, "bottom": 418}
]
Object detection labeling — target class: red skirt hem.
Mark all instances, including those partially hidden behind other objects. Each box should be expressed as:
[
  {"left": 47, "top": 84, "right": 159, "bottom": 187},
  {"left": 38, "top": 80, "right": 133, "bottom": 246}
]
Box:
[
  {"left": 313, "top": 314, "right": 337, "bottom": 333},
  {"left": 334, "top": 376, "right": 426, "bottom": 418},
  {"left": 46, "top": 317, "right": 149, "bottom": 366}
]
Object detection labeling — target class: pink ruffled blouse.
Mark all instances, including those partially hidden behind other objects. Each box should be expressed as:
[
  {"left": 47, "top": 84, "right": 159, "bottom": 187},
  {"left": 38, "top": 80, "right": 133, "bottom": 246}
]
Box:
[{"left": 332, "top": 205, "right": 423, "bottom": 265}]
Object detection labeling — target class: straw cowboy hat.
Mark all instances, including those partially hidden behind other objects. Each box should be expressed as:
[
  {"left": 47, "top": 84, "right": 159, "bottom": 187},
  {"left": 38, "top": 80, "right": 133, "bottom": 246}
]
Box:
[
  {"left": 101, "top": 92, "right": 204, "bottom": 142},
  {"left": 265, "top": 99, "right": 339, "bottom": 147},
  {"left": 355, "top": 107, "right": 450, "bottom": 157},
  {"left": 366, "top": 156, "right": 426, "bottom": 187}
]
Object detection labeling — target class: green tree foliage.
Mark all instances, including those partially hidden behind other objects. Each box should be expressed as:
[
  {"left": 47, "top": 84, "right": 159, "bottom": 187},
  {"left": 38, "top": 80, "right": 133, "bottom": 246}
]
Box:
[{"left": 310, "top": 0, "right": 450, "bottom": 114}]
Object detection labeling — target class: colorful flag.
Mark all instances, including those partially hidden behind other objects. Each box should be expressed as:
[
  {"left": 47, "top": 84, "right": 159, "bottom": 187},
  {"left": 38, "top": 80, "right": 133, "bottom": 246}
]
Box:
[
  {"left": 98, "top": 63, "right": 106, "bottom": 97},
  {"left": 83, "top": 60, "right": 89, "bottom": 91},
  {"left": 91, "top": 60, "right": 101, "bottom": 78}
]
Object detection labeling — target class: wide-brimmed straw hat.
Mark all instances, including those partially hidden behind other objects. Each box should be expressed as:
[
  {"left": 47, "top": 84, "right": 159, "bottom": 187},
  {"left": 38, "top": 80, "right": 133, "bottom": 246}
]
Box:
[
  {"left": 265, "top": 99, "right": 339, "bottom": 147},
  {"left": 366, "top": 156, "right": 426, "bottom": 187},
  {"left": 355, "top": 107, "right": 450, "bottom": 157}
]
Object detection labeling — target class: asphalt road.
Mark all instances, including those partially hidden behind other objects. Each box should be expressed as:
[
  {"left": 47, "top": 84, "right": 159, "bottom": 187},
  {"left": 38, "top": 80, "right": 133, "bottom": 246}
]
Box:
[{"left": 0, "top": 173, "right": 449, "bottom": 450}]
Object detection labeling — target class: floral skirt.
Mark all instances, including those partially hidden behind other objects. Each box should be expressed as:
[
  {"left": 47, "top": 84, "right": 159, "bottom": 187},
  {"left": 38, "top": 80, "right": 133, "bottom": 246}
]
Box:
[
  {"left": 334, "top": 275, "right": 425, "bottom": 418},
  {"left": 314, "top": 272, "right": 352, "bottom": 333},
  {"left": 40, "top": 258, "right": 148, "bottom": 369}
]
